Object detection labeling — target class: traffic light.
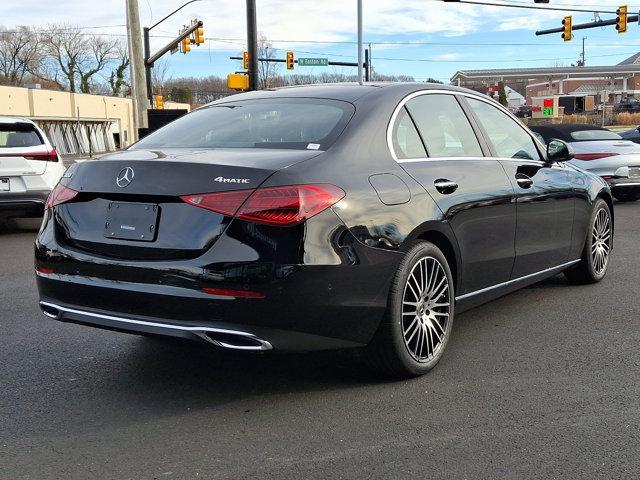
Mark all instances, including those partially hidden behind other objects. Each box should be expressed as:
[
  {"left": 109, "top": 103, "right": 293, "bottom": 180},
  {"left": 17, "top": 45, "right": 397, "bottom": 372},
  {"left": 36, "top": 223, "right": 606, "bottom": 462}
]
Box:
[
  {"left": 561, "top": 16, "right": 572, "bottom": 41},
  {"left": 243, "top": 51, "right": 249, "bottom": 70},
  {"left": 181, "top": 37, "right": 191, "bottom": 53},
  {"left": 616, "top": 5, "right": 628, "bottom": 33},
  {"left": 286, "top": 51, "right": 294, "bottom": 70},
  {"left": 227, "top": 73, "right": 249, "bottom": 91},
  {"left": 195, "top": 26, "right": 205, "bottom": 45},
  {"left": 154, "top": 95, "right": 164, "bottom": 109}
]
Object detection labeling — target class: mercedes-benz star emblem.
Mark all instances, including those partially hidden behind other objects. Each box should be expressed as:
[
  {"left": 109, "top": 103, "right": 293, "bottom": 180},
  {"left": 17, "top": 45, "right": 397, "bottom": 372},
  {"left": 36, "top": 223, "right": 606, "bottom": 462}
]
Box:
[{"left": 116, "top": 167, "right": 135, "bottom": 188}]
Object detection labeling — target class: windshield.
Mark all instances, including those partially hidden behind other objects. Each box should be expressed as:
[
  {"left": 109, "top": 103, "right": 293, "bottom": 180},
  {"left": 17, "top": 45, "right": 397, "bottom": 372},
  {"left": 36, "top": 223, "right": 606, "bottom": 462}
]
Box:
[
  {"left": 134, "top": 98, "right": 354, "bottom": 151},
  {"left": 570, "top": 130, "right": 622, "bottom": 141}
]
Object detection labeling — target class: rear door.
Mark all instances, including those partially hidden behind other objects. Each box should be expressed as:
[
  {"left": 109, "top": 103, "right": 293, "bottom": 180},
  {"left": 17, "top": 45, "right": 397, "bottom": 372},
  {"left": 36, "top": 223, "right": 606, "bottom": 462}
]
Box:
[
  {"left": 463, "top": 96, "right": 575, "bottom": 277},
  {"left": 392, "top": 92, "right": 516, "bottom": 296}
]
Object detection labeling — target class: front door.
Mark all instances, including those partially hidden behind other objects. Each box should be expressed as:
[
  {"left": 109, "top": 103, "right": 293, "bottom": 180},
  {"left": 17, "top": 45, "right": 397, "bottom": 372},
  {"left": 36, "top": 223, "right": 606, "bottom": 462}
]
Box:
[{"left": 463, "top": 96, "right": 575, "bottom": 278}]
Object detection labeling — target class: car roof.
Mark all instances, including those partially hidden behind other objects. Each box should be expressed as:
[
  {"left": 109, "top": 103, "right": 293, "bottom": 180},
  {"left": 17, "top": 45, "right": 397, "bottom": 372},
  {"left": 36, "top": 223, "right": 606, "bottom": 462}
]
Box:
[
  {"left": 0, "top": 116, "right": 37, "bottom": 126},
  {"left": 206, "top": 82, "right": 479, "bottom": 105}
]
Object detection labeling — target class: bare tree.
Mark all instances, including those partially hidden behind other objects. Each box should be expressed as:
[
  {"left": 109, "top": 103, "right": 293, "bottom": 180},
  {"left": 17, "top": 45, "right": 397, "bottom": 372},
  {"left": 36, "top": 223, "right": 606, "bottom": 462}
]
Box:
[
  {"left": 151, "top": 57, "right": 172, "bottom": 95},
  {"left": 257, "top": 33, "right": 279, "bottom": 89},
  {"left": 41, "top": 24, "right": 117, "bottom": 93},
  {"left": 77, "top": 35, "right": 117, "bottom": 93},
  {"left": 41, "top": 24, "right": 85, "bottom": 91},
  {"left": 0, "top": 26, "right": 43, "bottom": 85},
  {"left": 108, "top": 42, "right": 129, "bottom": 97}
]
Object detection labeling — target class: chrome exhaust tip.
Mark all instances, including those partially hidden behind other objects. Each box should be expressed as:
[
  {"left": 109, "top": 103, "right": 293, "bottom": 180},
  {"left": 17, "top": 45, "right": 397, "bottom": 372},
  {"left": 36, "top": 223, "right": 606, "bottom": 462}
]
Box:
[
  {"left": 194, "top": 330, "right": 273, "bottom": 351},
  {"left": 40, "top": 302, "right": 61, "bottom": 320}
]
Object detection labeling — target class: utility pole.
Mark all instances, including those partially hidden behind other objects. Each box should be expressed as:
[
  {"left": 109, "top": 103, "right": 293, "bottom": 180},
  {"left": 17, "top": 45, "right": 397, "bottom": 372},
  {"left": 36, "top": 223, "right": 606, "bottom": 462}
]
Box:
[
  {"left": 357, "top": 0, "right": 363, "bottom": 85},
  {"left": 368, "top": 42, "right": 373, "bottom": 80},
  {"left": 246, "top": 0, "right": 258, "bottom": 91},
  {"left": 581, "top": 37, "right": 586, "bottom": 65},
  {"left": 126, "top": 0, "right": 149, "bottom": 135}
]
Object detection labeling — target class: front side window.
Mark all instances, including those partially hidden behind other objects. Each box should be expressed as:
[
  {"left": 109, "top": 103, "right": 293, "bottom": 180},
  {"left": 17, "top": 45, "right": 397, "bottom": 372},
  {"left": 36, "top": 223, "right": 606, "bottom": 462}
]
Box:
[
  {"left": 405, "top": 94, "right": 483, "bottom": 158},
  {"left": 133, "top": 98, "right": 354, "bottom": 151},
  {"left": 467, "top": 98, "right": 541, "bottom": 161}
]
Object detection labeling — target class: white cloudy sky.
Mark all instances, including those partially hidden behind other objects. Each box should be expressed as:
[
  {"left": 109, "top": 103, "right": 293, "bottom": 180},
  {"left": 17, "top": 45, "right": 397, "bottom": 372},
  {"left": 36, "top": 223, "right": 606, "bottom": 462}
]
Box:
[{"left": 4, "top": 1, "right": 640, "bottom": 82}]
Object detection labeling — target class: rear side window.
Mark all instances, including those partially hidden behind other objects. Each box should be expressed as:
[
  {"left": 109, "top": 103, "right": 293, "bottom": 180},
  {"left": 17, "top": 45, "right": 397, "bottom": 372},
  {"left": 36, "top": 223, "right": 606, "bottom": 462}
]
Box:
[
  {"left": 0, "top": 124, "right": 43, "bottom": 148},
  {"left": 405, "top": 94, "right": 483, "bottom": 158},
  {"left": 467, "top": 98, "right": 541, "bottom": 161},
  {"left": 392, "top": 108, "right": 427, "bottom": 159},
  {"left": 134, "top": 98, "right": 354, "bottom": 151}
]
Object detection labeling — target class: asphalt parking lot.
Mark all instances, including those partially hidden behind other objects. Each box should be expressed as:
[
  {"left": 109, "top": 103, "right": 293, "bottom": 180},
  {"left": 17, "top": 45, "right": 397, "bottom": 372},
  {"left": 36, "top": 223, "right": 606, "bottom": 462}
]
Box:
[{"left": 2, "top": 204, "right": 640, "bottom": 480}]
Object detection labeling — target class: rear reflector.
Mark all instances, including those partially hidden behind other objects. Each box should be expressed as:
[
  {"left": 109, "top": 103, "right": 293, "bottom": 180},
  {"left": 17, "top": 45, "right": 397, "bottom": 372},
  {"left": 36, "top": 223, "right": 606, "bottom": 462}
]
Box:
[
  {"left": 181, "top": 183, "right": 345, "bottom": 226},
  {"left": 574, "top": 153, "right": 618, "bottom": 160},
  {"left": 202, "top": 287, "right": 265, "bottom": 299},
  {"left": 35, "top": 266, "right": 54, "bottom": 275},
  {"left": 45, "top": 183, "right": 78, "bottom": 210}
]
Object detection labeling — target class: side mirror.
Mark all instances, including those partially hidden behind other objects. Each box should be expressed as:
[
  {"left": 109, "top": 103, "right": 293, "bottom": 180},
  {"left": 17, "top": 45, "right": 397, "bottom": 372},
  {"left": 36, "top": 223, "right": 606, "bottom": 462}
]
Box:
[{"left": 547, "top": 138, "right": 575, "bottom": 163}]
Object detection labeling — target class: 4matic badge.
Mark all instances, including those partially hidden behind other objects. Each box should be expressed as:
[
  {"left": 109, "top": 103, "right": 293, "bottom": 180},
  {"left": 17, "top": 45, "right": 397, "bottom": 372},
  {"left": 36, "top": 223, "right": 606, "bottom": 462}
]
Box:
[{"left": 214, "top": 176, "right": 250, "bottom": 184}]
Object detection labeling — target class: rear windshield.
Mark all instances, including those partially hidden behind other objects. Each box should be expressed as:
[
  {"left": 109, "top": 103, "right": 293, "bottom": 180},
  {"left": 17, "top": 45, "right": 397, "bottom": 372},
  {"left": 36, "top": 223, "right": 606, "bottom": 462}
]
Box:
[
  {"left": 0, "top": 123, "right": 43, "bottom": 148},
  {"left": 133, "top": 98, "right": 354, "bottom": 151},
  {"left": 570, "top": 130, "right": 622, "bottom": 141}
]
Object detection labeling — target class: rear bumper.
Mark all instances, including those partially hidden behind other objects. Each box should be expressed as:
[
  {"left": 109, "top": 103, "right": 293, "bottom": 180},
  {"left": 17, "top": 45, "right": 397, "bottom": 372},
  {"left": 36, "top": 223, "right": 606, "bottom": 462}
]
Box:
[
  {"left": 39, "top": 300, "right": 273, "bottom": 351},
  {"left": 35, "top": 209, "right": 402, "bottom": 352},
  {"left": 607, "top": 179, "right": 640, "bottom": 191},
  {"left": 0, "top": 190, "right": 48, "bottom": 218}
]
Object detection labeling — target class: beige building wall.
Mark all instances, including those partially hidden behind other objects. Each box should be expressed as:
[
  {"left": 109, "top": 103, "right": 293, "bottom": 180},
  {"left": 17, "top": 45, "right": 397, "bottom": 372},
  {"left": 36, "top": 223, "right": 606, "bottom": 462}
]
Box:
[{"left": 0, "top": 85, "right": 190, "bottom": 148}]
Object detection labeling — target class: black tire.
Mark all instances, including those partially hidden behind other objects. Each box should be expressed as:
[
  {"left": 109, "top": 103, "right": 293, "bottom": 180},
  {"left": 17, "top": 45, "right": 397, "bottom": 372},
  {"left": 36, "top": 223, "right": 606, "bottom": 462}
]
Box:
[
  {"left": 613, "top": 191, "right": 640, "bottom": 202},
  {"left": 564, "top": 198, "right": 612, "bottom": 285},
  {"left": 365, "top": 242, "right": 455, "bottom": 378}
]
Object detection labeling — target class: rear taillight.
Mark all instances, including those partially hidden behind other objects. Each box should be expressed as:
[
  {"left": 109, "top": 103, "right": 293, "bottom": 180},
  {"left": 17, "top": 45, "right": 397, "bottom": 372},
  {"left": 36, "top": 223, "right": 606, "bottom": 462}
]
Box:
[
  {"left": 45, "top": 183, "right": 78, "bottom": 210},
  {"left": 574, "top": 153, "right": 618, "bottom": 160},
  {"left": 0, "top": 149, "right": 59, "bottom": 161},
  {"left": 181, "top": 184, "right": 345, "bottom": 226}
]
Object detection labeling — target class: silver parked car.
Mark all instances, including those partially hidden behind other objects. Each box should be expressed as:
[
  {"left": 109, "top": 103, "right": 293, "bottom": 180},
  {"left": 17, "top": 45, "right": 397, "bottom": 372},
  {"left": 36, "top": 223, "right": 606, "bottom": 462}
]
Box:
[
  {"left": 530, "top": 123, "right": 640, "bottom": 202},
  {"left": 0, "top": 117, "right": 66, "bottom": 219}
]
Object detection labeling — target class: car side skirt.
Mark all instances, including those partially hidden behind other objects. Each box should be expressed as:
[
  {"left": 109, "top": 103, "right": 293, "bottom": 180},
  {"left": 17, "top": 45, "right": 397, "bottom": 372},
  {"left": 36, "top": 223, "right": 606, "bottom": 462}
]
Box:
[{"left": 455, "top": 259, "right": 581, "bottom": 312}]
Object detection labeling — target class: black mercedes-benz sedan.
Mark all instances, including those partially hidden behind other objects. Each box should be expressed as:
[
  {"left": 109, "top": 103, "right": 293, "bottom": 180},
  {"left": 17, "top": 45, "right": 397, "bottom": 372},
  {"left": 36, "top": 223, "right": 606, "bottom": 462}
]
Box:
[{"left": 35, "top": 83, "right": 613, "bottom": 378}]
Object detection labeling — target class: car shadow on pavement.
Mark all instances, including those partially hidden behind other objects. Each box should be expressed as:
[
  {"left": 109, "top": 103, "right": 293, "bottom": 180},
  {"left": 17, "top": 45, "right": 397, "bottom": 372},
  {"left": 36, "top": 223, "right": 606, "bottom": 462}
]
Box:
[{"left": 98, "top": 335, "right": 384, "bottom": 410}]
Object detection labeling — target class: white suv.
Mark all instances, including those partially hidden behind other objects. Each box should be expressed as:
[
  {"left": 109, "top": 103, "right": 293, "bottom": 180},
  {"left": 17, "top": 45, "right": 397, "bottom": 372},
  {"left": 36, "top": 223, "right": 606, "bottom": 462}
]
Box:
[{"left": 0, "top": 117, "right": 66, "bottom": 219}]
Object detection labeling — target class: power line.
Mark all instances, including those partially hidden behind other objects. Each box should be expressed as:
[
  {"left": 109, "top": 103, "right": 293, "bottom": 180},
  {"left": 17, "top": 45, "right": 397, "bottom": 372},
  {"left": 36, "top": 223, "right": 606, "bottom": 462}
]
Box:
[{"left": 432, "top": 0, "right": 621, "bottom": 14}]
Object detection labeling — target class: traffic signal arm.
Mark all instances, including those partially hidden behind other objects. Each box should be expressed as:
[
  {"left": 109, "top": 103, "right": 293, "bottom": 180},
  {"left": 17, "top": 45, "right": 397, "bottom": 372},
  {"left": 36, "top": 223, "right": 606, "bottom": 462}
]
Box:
[
  {"left": 146, "top": 20, "right": 203, "bottom": 66},
  {"left": 536, "top": 11, "right": 638, "bottom": 37}
]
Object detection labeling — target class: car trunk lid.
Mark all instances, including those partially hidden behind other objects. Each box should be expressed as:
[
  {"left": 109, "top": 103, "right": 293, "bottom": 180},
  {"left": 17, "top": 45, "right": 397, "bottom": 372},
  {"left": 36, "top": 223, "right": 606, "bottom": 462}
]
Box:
[{"left": 55, "top": 148, "right": 321, "bottom": 260}]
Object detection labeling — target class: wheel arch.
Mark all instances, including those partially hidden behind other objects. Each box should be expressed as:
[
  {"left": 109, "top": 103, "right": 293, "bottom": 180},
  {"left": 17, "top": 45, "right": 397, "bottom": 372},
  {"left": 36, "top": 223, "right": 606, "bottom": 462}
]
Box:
[
  {"left": 596, "top": 189, "right": 614, "bottom": 234},
  {"left": 404, "top": 223, "right": 461, "bottom": 293}
]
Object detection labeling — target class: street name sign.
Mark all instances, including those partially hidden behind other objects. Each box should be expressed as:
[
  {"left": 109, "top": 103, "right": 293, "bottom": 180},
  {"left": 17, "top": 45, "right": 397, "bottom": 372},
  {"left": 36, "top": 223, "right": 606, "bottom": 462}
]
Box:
[{"left": 298, "top": 57, "right": 329, "bottom": 66}]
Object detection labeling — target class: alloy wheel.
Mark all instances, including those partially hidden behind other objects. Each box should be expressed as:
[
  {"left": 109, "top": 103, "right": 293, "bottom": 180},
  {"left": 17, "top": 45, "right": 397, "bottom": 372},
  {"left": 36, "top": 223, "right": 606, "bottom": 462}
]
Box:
[
  {"left": 591, "top": 207, "right": 611, "bottom": 276},
  {"left": 401, "top": 256, "right": 451, "bottom": 362}
]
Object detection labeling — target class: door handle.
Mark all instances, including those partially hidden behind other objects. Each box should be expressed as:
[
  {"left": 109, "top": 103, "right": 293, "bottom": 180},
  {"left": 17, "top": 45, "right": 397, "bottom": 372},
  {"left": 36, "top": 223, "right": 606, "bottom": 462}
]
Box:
[
  {"left": 516, "top": 174, "right": 533, "bottom": 189},
  {"left": 434, "top": 179, "right": 458, "bottom": 194}
]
